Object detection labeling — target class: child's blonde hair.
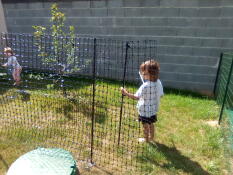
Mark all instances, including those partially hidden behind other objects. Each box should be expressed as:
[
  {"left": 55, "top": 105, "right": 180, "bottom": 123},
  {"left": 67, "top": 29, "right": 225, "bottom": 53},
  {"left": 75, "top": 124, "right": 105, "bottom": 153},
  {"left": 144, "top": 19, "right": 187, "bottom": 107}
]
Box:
[
  {"left": 4, "top": 47, "right": 14, "bottom": 55},
  {"left": 140, "top": 59, "right": 160, "bottom": 81}
]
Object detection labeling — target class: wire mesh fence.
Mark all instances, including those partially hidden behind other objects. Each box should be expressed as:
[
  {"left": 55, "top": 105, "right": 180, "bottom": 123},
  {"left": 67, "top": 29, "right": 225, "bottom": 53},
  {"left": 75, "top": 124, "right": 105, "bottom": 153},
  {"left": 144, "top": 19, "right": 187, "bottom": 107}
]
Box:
[
  {"left": 0, "top": 33, "right": 158, "bottom": 173},
  {"left": 214, "top": 52, "right": 233, "bottom": 173}
]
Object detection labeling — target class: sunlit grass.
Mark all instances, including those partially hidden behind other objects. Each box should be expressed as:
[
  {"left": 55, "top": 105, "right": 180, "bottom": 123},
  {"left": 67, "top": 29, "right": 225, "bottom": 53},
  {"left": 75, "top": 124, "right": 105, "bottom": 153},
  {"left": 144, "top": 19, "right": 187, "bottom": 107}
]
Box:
[{"left": 0, "top": 75, "right": 228, "bottom": 175}]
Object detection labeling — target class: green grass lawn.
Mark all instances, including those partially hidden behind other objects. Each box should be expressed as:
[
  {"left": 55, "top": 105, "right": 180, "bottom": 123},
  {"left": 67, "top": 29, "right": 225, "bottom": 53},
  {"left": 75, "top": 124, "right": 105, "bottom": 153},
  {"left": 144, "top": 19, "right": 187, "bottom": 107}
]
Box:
[{"left": 0, "top": 74, "right": 228, "bottom": 175}]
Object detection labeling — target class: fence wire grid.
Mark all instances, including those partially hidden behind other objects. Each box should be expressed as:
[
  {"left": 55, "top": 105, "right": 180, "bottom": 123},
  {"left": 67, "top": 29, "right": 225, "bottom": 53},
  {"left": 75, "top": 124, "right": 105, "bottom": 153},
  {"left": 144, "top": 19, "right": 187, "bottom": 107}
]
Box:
[
  {"left": 0, "top": 33, "right": 158, "bottom": 173},
  {"left": 214, "top": 52, "right": 233, "bottom": 173}
]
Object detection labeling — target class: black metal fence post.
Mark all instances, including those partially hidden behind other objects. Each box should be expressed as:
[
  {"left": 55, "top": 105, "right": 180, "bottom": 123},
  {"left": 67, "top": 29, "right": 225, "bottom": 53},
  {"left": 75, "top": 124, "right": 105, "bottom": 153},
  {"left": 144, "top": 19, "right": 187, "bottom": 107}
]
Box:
[
  {"left": 118, "top": 41, "right": 130, "bottom": 146},
  {"left": 218, "top": 56, "right": 233, "bottom": 124},
  {"left": 91, "top": 38, "right": 96, "bottom": 163},
  {"left": 213, "top": 53, "right": 223, "bottom": 96}
]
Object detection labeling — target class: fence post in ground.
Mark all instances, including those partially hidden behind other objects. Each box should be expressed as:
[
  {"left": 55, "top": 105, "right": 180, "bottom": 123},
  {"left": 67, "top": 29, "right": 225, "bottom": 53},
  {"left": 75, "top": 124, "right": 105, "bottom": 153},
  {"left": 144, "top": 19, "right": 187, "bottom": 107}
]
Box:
[
  {"left": 213, "top": 53, "right": 223, "bottom": 96},
  {"left": 91, "top": 38, "right": 96, "bottom": 164},
  {"left": 219, "top": 56, "right": 233, "bottom": 124},
  {"left": 118, "top": 41, "right": 130, "bottom": 146}
]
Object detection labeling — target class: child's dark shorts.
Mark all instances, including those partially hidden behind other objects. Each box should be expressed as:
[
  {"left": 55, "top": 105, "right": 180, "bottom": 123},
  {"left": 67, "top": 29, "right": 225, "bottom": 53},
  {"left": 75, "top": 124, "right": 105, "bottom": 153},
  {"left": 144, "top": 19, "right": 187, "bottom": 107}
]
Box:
[{"left": 139, "top": 115, "right": 157, "bottom": 124}]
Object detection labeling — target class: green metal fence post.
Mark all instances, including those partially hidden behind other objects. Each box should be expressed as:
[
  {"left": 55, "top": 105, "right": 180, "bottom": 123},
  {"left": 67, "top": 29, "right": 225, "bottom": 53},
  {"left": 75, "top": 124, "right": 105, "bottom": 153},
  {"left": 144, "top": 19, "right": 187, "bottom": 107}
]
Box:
[{"left": 219, "top": 56, "right": 233, "bottom": 124}]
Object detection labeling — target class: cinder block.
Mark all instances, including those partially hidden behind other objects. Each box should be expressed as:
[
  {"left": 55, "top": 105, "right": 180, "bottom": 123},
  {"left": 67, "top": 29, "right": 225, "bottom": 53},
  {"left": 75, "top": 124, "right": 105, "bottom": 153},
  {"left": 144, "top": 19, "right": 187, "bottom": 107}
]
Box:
[
  {"left": 4, "top": 9, "right": 18, "bottom": 17},
  {"left": 141, "top": 7, "right": 180, "bottom": 17},
  {"left": 134, "top": 27, "right": 177, "bottom": 36},
  {"left": 199, "top": 28, "right": 233, "bottom": 38},
  {"left": 5, "top": 18, "right": 16, "bottom": 25},
  {"left": 179, "top": 8, "right": 199, "bottom": 17},
  {"left": 158, "top": 45, "right": 193, "bottom": 55},
  {"left": 28, "top": 2, "right": 44, "bottom": 9},
  {"left": 221, "top": 39, "right": 233, "bottom": 48},
  {"left": 114, "top": 17, "right": 129, "bottom": 26},
  {"left": 204, "top": 18, "right": 230, "bottom": 28},
  {"left": 69, "top": 17, "right": 102, "bottom": 26},
  {"left": 160, "top": 63, "right": 216, "bottom": 75},
  {"left": 176, "top": 27, "right": 196, "bottom": 37},
  {"left": 124, "top": 8, "right": 142, "bottom": 17},
  {"left": 15, "top": 3, "right": 29, "bottom": 9},
  {"left": 176, "top": 0, "right": 199, "bottom": 7},
  {"left": 157, "top": 54, "right": 218, "bottom": 66},
  {"left": 42, "top": 2, "right": 54, "bottom": 9},
  {"left": 57, "top": 2, "right": 73, "bottom": 8},
  {"left": 160, "top": 0, "right": 180, "bottom": 7},
  {"left": 90, "top": 0, "right": 107, "bottom": 8},
  {"left": 100, "top": 18, "right": 115, "bottom": 26},
  {"left": 194, "top": 28, "right": 215, "bottom": 38},
  {"left": 115, "top": 17, "right": 167, "bottom": 27},
  {"left": 221, "top": 0, "right": 233, "bottom": 6},
  {"left": 167, "top": 18, "right": 188, "bottom": 27},
  {"left": 14, "top": 17, "right": 50, "bottom": 26},
  {"left": 142, "top": 0, "right": 160, "bottom": 7},
  {"left": 107, "top": 8, "right": 125, "bottom": 17},
  {"left": 162, "top": 80, "right": 214, "bottom": 93},
  {"left": 198, "top": 7, "right": 221, "bottom": 17},
  {"left": 192, "top": 47, "right": 221, "bottom": 57},
  {"left": 77, "top": 26, "right": 106, "bottom": 35},
  {"left": 123, "top": 0, "right": 143, "bottom": 7},
  {"left": 8, "top": 25, "right": 34, "bottom": 33},
  {"left": 149, "top": 17, "right": 168, "bottom": 26},
  {"left": 2, "top": 3, "right": 16, "bottom": 9},
  {"left": 66, "top": 9, "right": 91, "bottom": 17},
  {"left": 7, "top": 9, "right": 51, "bottom": 18},
  {"left": 198, "top": 0, "right": 221, "bottom": 7},
  {"left": 221, "top": 7, "right": 233, "bottom": 17},
  {"left": 72, "top": 1, "right": 90, "bottom": 8},
  {"left": 160, "top": 71, "right": 215, "bottom": 84},
  {"left": 201, "top": 38, "right": 224, "bottom": 48},
  {"left": 183, "top": 37, "right": 202, "bottom": 47},
  {"left": 157, "top": 36, "right": 184, "bottom": 45},
  {"left": 162, "top": 0, "right": 199, "bottom": 7},
  {"left": 90, "top": 8, "right": 108, "bottom": 17},
  {"left": 169, "top": 17, "right": 206, "bottom": 27},
  {"left": 107, "top": 0, "right": 124, "bottom": 7}
]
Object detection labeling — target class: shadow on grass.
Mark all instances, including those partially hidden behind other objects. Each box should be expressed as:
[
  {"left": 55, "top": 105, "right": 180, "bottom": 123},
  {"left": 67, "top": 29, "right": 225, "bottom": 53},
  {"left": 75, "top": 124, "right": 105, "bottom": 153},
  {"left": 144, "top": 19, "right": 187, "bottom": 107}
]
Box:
[
  {"left": 55, "top": 97, "right": 109, "bottom": 124},
  {"left": 139, "top": 142, "right": 210, "bottom": 175},
  {"left": 0, "top": 70, "right": 31, "bottom": 101},
  {"left": 0, "top": 71, "right": 12, "bottom": 96},
  {"left": 23, "top": 72, "right": 94, "bottom": 92},
  {"left": 0, "top": 154, "right": 9, "bottom": 170},
  {"left": 164, "top": 87, "right": 214, "bottom": 100}
]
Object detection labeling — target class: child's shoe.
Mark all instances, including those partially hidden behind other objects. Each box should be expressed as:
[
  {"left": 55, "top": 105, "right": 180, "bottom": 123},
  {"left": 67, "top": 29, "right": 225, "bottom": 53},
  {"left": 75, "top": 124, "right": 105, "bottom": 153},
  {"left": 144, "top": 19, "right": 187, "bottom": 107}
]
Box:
[
  {"left": 14, "top": 81, "right": 21, "bottom": 86},
  {"left": 138, "top": 138, "right": 145, "bottom": 143}
]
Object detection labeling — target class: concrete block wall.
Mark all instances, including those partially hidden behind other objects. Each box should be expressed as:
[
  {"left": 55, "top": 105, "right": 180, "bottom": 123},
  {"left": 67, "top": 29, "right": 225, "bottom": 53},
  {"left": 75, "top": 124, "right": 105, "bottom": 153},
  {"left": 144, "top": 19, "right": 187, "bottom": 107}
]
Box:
[{"left": 2, "top": 0, "right": 233, "bottom": 95}]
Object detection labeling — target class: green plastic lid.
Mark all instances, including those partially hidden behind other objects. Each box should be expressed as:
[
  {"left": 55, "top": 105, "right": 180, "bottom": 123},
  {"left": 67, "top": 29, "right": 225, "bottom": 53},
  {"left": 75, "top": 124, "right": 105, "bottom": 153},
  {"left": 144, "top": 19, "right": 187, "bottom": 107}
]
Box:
[{"left": 7, "top": 147, "right": 77, "bottom": 175}]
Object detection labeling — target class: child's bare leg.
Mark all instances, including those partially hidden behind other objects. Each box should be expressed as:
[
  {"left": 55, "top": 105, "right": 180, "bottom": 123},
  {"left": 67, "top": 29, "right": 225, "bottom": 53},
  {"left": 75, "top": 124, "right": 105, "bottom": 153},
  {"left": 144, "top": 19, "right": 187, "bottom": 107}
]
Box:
[
  {"left": 13, "top": 68, "right": 21, "bottom": 85},
  {"left": 12, "top": 70, "right": 17, "bottom": 85},
  {"left": 16, "top": 74, "right": 21, "bottom": 85},
  {"left": 143, "top": 123, "right": 150, "bottom": 142},
  {"left": 149, "top": 123, "right": 155, "bottom": 141}
]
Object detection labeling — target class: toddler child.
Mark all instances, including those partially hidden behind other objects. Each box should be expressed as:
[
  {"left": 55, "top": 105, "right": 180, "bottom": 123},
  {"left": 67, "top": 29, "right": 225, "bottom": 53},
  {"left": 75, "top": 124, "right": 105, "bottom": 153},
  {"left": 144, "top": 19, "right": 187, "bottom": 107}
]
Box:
[
  {"left": 2, "top": 47, "right": 22, "bottom": 86},
  {"left": 121, "top": 59, "right": 163, "bottom": 143}
]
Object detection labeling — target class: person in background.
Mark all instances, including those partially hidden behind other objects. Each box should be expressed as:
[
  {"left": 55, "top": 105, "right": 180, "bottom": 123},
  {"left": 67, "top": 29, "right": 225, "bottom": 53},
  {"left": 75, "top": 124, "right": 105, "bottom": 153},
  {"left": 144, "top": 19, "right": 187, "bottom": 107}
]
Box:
[{"left": 2, "top": 47, "right": 22, "bottom": 86}]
